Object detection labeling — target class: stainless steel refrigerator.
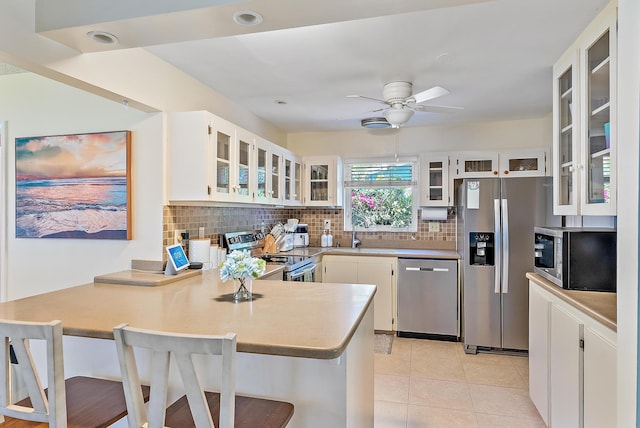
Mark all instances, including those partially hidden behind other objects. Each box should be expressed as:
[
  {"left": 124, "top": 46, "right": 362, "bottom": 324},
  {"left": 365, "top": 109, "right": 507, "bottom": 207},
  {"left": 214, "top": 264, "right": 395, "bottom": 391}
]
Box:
[{"left": 458, "top": 177, "right": 548, "bottom": 354}]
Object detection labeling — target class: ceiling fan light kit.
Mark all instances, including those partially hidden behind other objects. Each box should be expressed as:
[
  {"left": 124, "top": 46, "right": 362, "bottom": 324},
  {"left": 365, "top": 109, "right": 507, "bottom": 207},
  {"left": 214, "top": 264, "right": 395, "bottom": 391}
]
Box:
[
  {"left": 361, "top": 117, "right": 391, "bottom": 129},
  {"left": 383, "top": 108, "right": 414, "bottom": 127},
  {"left": 347, "top": 81, "right": 461, "bottom": 128}
]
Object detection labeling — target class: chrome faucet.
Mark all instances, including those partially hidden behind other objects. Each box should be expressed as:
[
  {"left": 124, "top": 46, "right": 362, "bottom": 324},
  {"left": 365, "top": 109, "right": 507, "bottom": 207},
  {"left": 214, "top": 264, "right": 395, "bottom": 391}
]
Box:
[{"left": 351, "top": 231, "right": 361, "bottom": 248}]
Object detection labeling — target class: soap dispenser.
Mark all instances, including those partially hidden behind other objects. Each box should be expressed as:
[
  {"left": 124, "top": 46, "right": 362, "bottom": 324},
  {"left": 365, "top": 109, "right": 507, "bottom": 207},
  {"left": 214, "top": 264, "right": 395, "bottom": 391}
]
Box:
[
  {"left": 327, "top": 229, "right": 333, "bottom": 247},
  {"left": 321, "top": 230, "right": 329, "bottom": 247}
]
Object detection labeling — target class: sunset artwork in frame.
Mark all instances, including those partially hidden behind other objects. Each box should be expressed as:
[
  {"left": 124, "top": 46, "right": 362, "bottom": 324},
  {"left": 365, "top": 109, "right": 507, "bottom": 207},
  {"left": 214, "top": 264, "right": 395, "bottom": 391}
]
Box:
[{"left": 15, "top": 130, "right": 132, "bottom": 239}]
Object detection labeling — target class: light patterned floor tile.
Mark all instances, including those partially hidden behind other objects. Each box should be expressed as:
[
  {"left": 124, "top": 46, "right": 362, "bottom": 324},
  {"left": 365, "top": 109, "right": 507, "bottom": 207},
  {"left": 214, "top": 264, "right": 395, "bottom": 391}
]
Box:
[
  {"left": 376, "top": 373, "right": 410, "bottom": 403},
  {"left": 374, "top": 337, "right": 541, "bottom": 427},
  {"left": 475, "top": 412, "right": 546, "bottom": 427},
  {"left": 468, "top": 384, "right": 542, "bottom": 419},
  {"left": 375, "top": 400, "right": 408, "bottom": 428},
  {"left": 408, "top": 405, "right": 479, "bottom": 428},
  {"left": 376, "top": 352, "right": 412, "bottom": 376},
  {"left": 409, "top": 378, "right": 474, "bottom": 411},
  {"left": 411, "top": 353, "right": 466, "bottom": 382},
  {"left": 463, "top": 361, "right": 527, "bottom": 389}
]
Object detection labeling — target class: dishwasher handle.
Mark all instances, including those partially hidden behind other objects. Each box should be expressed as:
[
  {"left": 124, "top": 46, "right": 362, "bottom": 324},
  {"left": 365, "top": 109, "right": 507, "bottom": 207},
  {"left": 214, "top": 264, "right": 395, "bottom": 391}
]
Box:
[{"left": 404, "top": 267, "right": 450, "bottom": 272}]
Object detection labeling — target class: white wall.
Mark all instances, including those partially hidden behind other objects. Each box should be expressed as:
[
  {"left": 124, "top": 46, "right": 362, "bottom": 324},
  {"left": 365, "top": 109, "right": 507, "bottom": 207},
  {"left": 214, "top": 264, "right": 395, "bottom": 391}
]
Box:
[
  {"left": 616, "top": 0, "right": 639, "bottom": 425},
  {"left": 0, "top": 73, "right": 164, "bottom": 300},
  {"left": 287, "top": 115, "right": 551, "bottom": 157}
]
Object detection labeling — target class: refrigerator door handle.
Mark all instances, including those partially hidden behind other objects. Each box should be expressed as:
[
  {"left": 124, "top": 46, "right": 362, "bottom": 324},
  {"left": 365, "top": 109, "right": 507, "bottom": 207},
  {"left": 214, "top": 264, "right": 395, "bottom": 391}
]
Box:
[
  {"left": 494, "top": 198, "right": 501, "bottom": 294},
  {"left": 502, "top": 198, "right": 509, "bottom": 294}
]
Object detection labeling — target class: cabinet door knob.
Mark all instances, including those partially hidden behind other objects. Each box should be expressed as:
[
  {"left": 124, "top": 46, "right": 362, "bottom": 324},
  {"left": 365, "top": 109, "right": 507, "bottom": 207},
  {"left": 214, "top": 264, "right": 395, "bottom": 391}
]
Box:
[
  {"left": 493, "top": 171, "right": 498, "bottom": 175},
  {"left": 504, "top": 170, "right": 509, "bottom": 175}
]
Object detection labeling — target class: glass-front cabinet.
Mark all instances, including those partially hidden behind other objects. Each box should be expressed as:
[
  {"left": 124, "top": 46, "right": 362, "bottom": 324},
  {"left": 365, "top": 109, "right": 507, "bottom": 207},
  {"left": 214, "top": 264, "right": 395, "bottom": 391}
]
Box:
[
  {"left": 234, "top": 129, "right": 255, "bottom": 203},
  {"left": 552, "top": 4, "right": 616, "bottom": 216},
  {"left": 553, "top": 52, "right": 579, "bottom": 215},
  {"left": 303, "top": 156, "right": 343, "bottom": 207},
  {"left": 420, "top": 153, "right": 450, "bottom": 207},
  {"left": 212, "top": 124, "right": 233, "bottom": 200},
  {"left": 451, "top": 152, "right": 499, "bottom": 178},
  {"left": 283, "top": 153, "right": 302, "bottom": 206},
  {"left": 581, "top": 19, "right": 616, "bottom": 215},
  {"left": 498, "top": 150, "right": 547, "bottom": 177}
]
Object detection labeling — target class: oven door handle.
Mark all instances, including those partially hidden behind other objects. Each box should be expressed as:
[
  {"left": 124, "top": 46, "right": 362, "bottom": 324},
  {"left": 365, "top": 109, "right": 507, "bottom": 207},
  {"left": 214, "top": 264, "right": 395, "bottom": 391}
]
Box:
[{"left": 289, "top": 264, "right": 317, "bottom": 280}]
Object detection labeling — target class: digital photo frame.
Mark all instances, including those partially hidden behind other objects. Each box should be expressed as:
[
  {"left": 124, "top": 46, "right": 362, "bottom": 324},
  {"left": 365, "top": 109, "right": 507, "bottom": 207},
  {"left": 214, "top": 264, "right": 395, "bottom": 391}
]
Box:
[{"left": 165, "top": 244, "right": 190, "bottom": 275}]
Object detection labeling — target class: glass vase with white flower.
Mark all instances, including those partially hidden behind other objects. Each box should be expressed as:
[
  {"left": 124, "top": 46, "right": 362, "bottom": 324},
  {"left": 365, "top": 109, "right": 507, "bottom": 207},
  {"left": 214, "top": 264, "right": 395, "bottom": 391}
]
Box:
[{"left": 219, "top": 250, "right": 266, "bottom": 301}]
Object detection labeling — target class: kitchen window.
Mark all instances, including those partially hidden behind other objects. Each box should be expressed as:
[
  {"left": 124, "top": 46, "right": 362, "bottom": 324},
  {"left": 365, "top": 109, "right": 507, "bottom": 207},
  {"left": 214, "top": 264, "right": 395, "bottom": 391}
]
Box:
[{"left": 344, "top": 158, "right": 418, "bottom": 232}]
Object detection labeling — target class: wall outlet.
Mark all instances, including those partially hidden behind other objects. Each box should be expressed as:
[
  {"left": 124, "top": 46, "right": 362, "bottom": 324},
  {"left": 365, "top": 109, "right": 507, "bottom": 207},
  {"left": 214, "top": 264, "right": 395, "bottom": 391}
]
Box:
[
  {"left": 323, "top": 219, "right": 331, "bottom": 230},
  {"left": 174, "top": 229, "right": 186, "bottom": 245},
  {"left": 429, "top": 222, "right": 440, "bottom": 233}
]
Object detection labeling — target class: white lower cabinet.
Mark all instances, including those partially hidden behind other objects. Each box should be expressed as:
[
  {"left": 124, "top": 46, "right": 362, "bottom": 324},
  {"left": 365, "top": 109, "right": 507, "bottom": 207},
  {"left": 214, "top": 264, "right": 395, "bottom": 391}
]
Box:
[
  {"left": 528, "top": 280, "right": 616, "bottom": 428},
  {"left": 323, "top": 256, "right": 396, "bottom": 332},
  {"left": 583, "top": 327, "right": 617, "bottom": 428},
  {"left": 528, "top": 285, "right": 550, "bottom": 425},
  {"left": 550, "top": 303, "right": 583, "bottom": 428}
]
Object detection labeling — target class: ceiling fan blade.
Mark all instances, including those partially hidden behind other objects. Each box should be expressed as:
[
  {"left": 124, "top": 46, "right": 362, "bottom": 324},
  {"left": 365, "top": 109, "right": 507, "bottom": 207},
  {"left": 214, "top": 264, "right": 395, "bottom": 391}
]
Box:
[
  {"left": 413, "top": 104, "right": 464, "bottom": 113},
  {"left": 410, "top": 86, "right": 450, "bottom": 104},
  {"left": 337, "top": 107, "right": 386, "bottom": 120},
  {"left": 346, "top": 94, "right": 389, "bottom": 105}
]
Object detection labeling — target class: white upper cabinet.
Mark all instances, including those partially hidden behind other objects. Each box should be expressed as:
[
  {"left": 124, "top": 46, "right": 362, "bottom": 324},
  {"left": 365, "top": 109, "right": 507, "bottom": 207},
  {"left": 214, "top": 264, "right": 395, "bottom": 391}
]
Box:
[
  {"left": 498, "top": 149, "right": 548, "bottom": 177},
  {"left": 451, "top": 149, "right": 546, "bottom": 179},
  {"left": 233, "top": 128, "right": 256, "bottom": 204},
  {"left": 168, "top": 111, "right": 214, "bottom": 201},
  {"left": 420, "top": 152, "right": 450, "bottom": 206},
  {"left": 553, "top": 49, "right": 580, "bottom": 215},
  {"left": 168, "top": 110, "right": 304, "bottom": 206},
  {"left": 303, "top": 156, "right": 343, "bottom": 207},
  {"left": 283, "top": 152, "right": 302, "bottom": 206},
  {"left": 451, "top": 151, "right": 500, "bottom": 178},
  {"left": 553, "top": 3, "right": 616, "bottom": 216},
  {"left": 168, "top": 111, "right": 247, "bottom": 203}
]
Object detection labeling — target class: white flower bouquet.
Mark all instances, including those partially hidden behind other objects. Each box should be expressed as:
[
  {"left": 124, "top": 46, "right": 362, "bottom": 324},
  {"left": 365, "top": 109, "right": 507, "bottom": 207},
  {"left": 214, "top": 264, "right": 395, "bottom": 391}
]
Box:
[{"left": 219, "top": 250, "right": 266, "bottom": 281}]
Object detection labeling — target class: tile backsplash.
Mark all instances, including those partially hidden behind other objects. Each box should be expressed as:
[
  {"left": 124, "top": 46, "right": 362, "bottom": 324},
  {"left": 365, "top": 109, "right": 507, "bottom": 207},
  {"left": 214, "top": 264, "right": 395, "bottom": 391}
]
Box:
[{"left": 164, "top": 206, "right": 457, "bottom": 250}]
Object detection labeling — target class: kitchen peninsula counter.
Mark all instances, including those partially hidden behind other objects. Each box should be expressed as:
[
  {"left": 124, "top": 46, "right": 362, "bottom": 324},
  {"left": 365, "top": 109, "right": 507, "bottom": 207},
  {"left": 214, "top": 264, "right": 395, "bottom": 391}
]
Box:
[
  {"left": 0, "top": 270, "right": 376, "bottom": 427},
  {"left": 0, "top": 270, "right": 375, "bottom": 359}
]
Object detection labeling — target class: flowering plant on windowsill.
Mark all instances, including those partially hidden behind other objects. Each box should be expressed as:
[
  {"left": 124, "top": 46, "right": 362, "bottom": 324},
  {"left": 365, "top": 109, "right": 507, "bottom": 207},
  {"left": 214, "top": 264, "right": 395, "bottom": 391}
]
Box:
[{"left": 219, "top": 250, "right": 266, "bottom": 281}]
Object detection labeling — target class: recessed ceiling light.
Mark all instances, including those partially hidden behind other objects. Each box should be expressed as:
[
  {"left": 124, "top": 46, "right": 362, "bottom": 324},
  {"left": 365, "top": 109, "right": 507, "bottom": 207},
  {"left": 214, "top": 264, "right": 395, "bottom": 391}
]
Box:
[
  {"left": 87, "top": 30, "right": 118, "bottom": 44},
  {"left": 233, "top": 10, "right": 264, "bottom": 26},
  {"left": 361, "top": 117, "right": 391, "bottom": 129}
]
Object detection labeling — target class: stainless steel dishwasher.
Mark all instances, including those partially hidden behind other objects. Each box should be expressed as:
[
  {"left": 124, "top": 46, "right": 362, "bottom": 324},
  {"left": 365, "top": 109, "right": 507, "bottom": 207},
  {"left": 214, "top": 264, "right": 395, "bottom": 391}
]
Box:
[{"left": 397, "top": 258, "right": 459, "bottom": 340}]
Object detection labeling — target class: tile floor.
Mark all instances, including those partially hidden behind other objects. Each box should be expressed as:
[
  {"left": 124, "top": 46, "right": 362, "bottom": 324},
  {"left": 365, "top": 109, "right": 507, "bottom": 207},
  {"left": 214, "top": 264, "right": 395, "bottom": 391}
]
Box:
[{"left": 374, "top": 337, "right": 546, "bottom": 427}]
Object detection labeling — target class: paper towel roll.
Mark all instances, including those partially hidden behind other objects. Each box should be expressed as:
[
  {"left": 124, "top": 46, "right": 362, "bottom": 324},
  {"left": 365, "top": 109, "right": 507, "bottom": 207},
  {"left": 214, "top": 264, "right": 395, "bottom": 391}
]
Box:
[
  {"left": 210, "top": 245, "right": 219, "bottom": 269},
  {"left": 421, "top": 207, "right": 448, "bottom": 221},
  {"left": 189, "top": 238, "right": 211, "bottom": 269}
]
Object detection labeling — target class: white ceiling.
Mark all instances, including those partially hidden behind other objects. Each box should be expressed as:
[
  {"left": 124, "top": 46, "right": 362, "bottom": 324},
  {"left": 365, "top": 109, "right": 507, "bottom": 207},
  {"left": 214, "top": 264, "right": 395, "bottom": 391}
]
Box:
[{"left": 33, "top": 0, "right": 610, "bottom": 133}]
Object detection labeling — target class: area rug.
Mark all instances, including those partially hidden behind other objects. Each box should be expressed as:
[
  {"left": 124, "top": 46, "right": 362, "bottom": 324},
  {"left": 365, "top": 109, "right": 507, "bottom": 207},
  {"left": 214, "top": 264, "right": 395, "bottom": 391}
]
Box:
[{"left": 374, "top": 333, "right": 393, "bottom": 355}]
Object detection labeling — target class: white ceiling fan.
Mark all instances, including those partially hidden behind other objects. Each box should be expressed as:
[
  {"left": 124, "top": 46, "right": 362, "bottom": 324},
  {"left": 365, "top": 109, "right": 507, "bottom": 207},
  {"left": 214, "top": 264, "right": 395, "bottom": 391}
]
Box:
[{"left": 347, "top": 81, "right": 463, "bottom": 128}]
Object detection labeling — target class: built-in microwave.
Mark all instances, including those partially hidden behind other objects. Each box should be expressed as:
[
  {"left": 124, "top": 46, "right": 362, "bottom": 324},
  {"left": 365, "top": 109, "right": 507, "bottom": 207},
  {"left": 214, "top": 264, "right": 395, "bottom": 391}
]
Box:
[{"left": 533, "top": 226, "right": 617, "bottom": 292}]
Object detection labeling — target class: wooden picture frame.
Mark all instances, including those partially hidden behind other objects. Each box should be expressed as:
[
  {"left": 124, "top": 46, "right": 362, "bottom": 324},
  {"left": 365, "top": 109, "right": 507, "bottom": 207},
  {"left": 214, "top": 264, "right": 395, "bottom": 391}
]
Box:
[{"left": 15, "top": 130, "right": 132, "bottom": 239}]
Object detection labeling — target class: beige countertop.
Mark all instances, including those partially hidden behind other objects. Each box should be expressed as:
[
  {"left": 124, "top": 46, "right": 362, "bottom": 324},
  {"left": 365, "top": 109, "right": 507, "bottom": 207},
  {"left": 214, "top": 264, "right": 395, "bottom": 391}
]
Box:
[
  {"left": 527, "top": 272, "right": 617, "bottom": 331},
  {"left": 259, "top": 264, "right": 285, "bottom": 277},
  {"left": 323, "top": 247, "right": 461, "bottom": 259},
  {"left": 0, "top": 270, "right": 375, "bottom": 359}
]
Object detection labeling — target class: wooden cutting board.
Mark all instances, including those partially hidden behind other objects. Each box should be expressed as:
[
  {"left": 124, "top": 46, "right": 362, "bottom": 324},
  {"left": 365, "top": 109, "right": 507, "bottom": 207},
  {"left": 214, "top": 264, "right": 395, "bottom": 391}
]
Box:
[{"left": 94, "top": 269, "right": 202, "bottom": 286}]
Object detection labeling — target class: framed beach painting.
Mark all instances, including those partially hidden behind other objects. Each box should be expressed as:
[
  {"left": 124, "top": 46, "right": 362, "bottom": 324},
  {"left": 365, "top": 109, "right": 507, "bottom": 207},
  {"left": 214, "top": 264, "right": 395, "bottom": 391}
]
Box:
[{"left": 15, "top": 130, "right": 132, "bottom": 239}]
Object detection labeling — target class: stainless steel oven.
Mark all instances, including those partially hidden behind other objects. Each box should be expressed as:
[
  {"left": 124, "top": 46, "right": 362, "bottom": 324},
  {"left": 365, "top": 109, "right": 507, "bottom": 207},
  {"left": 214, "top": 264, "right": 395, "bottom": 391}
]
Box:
[
  {"left": 261, "top": 254, "right": 318, "bottom": 282},
  {"left": 284, "top": 260, "right": 318, "bottom": 282}
]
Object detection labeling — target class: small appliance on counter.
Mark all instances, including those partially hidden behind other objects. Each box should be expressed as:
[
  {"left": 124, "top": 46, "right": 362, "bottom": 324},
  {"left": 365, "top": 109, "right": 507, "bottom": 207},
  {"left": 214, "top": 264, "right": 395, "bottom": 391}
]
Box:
[
  {"left": 534, "top": 226, "right": 617, "bottom": 292},
  {"left": 294, "top": 224, "right": 310, "bottom": 247}
]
